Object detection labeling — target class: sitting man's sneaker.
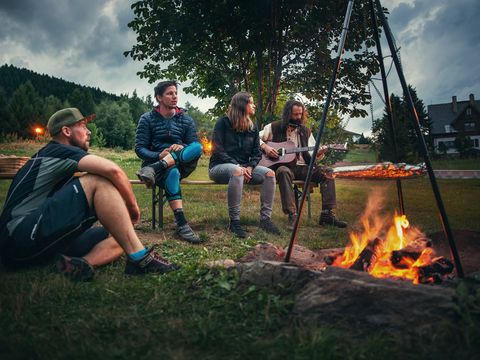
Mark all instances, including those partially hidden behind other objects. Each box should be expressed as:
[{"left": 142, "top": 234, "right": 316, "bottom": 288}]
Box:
[
  {"left": 136, "top": 166, "right": 156, "bottom": 188},
  {"left": 176, "top": 223, "right": 202, "bottom": 243},
  {"left": 229, "top": 220, "right": 247, "bottom": 238},
  {"left": 259, "top": 218, "right": 281, "bottom": 235},
  {"left": 55, "top": 254, "right": 95, "bottom": 281},
  {"left": 286, "top": 213, "right": 297, "bottom": 231},
  {"left": 125, "top": 248, "right": 180, "bottom": 275},
  {"left": 319, "top": 209, "right": 347, "bottom": 228}
]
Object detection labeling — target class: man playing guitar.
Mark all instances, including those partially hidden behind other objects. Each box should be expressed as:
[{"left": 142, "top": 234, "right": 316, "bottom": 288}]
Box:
[{"left": 259, "top": 100, "right": 347, "bottom": 230}]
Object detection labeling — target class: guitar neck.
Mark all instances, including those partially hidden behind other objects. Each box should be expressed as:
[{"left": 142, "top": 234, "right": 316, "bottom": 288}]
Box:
[
  {"left": 284, "top": 146, "right": 315, "bottom": 154},
  {"left": 283, "top": 144, "right": 346, "bottom": 154}
]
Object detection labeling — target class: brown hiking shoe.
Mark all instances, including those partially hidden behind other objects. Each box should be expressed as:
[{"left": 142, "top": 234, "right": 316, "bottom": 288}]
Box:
[
  {"left": 319, "top": 210, "right": 347, "bottom": 228},
  {"left": 286, "top": 213, "right": 297, "bottom": 231}
]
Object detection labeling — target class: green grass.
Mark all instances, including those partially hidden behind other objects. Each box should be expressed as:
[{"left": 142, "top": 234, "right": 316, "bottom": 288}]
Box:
[
  {"left": 1, "top": 141, "right": 480, "bottom": 359},
  {"left": 432, "top": 158, "right": 480, "bottom": 170},
  {"left": 343, "top": 144, "right": 377, "bottom": 163}
]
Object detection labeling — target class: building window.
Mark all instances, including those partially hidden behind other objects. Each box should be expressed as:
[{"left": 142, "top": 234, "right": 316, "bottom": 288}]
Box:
[
  {"left": 444, "top": 125, "right": 452, "bottom": 133},
  {"left": 475, "top": 138, "right": 479, "bottom": 148},
  {"left": 466, "top": 108, "right": 472, "bottom": 116},
  {"left": 465, "top": 122, "right": 476, "bottom": 131}
]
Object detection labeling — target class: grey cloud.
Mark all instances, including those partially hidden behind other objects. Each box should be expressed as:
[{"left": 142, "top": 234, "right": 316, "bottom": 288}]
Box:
[{"left": 0, "top": 0, "right": 108, "bottom": 53}]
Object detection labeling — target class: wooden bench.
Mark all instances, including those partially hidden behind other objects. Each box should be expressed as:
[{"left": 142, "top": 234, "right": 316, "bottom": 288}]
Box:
[
  {"left": 1, "top": 173, "right": 315, "bottom": 230},
  {"left": 150, "top": 179, "right": 316, "bottom": 229}
]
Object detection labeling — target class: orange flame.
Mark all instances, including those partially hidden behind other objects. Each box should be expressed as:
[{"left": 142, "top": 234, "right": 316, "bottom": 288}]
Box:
[
  {"left": 333, "top": 193, "right": 437, "bottom": 284},
  {"left": 335, "top": 163, "right": 425, "bottom": 179},
  {"left": 200, "top": 136, "right": 213, "bottom": 155}
]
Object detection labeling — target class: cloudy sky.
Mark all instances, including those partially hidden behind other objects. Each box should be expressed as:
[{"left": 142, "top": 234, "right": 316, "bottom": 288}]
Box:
[{"left": 1, "top": 0, "right": 479, "bottom": 135}]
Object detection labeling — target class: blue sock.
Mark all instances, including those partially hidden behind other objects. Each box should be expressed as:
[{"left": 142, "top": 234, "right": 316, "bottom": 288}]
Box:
[{"left": 128, "top": 248, "right": 149, "bottom": 261}]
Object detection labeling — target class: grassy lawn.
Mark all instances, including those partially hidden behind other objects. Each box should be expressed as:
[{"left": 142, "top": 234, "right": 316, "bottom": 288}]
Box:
[{"left": 1, "top": 141, "right": 480, "bottom": 359}]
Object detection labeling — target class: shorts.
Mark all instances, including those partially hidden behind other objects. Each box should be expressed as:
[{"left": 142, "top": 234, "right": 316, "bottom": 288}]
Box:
[{"left": 3, "top": 178, "right": 109, "bottom": 268}]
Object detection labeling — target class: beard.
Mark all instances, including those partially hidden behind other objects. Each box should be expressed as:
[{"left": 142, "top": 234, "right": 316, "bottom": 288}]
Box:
[{"left": 70, "top": 137, "right": 90, "bottom": 151}]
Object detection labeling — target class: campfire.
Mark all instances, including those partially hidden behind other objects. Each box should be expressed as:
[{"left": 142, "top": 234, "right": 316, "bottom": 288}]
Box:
[
  {"left": 200, "top": 135, "right": 213, "bottom": 155},
  {"left": 328, "top": 193, "right": 454, "bottom": 284}
]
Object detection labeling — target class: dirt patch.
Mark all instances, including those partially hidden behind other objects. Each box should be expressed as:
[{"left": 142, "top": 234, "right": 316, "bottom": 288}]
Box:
[{"left": 428, "top": 229, "right": 480, "bottom": 275}]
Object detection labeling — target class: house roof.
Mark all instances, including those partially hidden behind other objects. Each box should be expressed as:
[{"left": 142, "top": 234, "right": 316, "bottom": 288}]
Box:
[{"left": 428, "top": 98, "right": 480, "bottom": 134}]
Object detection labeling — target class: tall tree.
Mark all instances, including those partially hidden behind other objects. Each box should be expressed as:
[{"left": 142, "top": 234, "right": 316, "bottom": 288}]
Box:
[
  {"left": 68, "top": 88, "right": 96, "bottom": 116},
  {"left": 95, "top": 101, "right": 136, "bottom": 149},
  {"left": 183, "top": 102, "right": 215, "bottom": 136},
  {"left": 372, "top": 86, "right": 430, "bottom": 163},
  {"left": 7, "top": 81, "right": 44, "bottom": 137},
  {"left": 125, "top": 0, "right": 379, "bottom": 127}
]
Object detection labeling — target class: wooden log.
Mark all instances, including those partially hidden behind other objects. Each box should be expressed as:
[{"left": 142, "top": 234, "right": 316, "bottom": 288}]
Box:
[
  {"left": 390, "top": 249, "right": 422, "bottom": 269},
  {"left": 350, "top": 238, "right": 382, "bottom": 272},
  {"left": 417, "top": 257, "right": 454, "bottom": 284}
]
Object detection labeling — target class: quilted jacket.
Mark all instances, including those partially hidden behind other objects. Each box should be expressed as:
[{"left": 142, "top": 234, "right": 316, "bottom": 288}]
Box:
[{"left": 135, "top": 107, "right": 199, "bottom": 166}]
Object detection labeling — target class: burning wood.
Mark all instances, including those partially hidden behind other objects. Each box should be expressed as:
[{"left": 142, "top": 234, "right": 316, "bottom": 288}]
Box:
[
  {"left": 333, "top": 162, "right": 426, "bottom": 179},
  {"left": 332, "top": 198, "right": 454, "bottom": 284},
  {"left": 349, "top": 237, "right": 381, "bottom": 272},
  {"left": 390, "top": 238, "right": 432, "bottom": 269},
  {"left": 417, "top": 257, "right": 454, "bottom": 284}
]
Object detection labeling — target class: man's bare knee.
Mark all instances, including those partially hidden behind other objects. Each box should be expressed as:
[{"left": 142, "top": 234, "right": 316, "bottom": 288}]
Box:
[
  {"left": 78, "top": 174, "right": 115, "bottom": 202},
  {"left": 266, "top": 170, "right": 275, "bottom": 177}
]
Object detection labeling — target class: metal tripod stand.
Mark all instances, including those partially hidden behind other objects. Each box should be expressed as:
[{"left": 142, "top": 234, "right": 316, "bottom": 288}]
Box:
[{"left": 284, "top": 0, "right": 464, "bottom": 278}]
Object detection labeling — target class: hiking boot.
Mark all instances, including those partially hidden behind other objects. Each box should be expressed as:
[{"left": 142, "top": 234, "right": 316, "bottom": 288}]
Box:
[
  {"left": 259, "top": 218, "right": 281, "bottom": 235},
  {"left": 319, "top": 209, "right": 347, "bottom": 228},
  {"left": 176, "top": 223, "right": 202, "bottom": 244},
  {"left": 55, "top": 254, "right": 95, "bottom": 281},
  {"left": 286, "top": 213, "right": 297, "bottom": 231},
  {"left": 136, "top": 166, "right": 156, "bottom": 188},
  {"left": 125, "top": 247, "right": 180, "bottom": 275},
  {"left": 229, "top": 220, "right": 247, "bottom": 238}
]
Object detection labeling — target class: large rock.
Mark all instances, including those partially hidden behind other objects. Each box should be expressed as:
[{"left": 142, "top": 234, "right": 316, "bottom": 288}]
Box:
[{"left": 237, "top": 260, "right": 459, "bottom": 338}]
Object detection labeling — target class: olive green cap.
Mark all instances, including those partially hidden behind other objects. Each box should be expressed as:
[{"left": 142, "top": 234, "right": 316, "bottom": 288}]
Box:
[{"left": 47, "top": 108, "right": 96, "bottom": 135}]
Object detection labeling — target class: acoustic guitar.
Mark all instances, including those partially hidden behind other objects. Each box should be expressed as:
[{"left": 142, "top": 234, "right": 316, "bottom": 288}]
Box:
[{"left": 258, "top": 140, "right": 347, "bottom": 169}]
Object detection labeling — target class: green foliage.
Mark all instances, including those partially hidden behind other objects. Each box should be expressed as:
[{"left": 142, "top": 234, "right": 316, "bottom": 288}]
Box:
[
  {"left": 184, "top": 102, "right": 215, "bottom": 136},
  {"left": 123, "top": 89, "right": 150, "bottom": 123},
  {"left": 95, "top": 101, "right": 136, "bottom": 149},
  {"left": 0, "top": 65, "right": 153, "bottom": 144},
  {"left": 372, "top": 86, "right": 431, "bottom": 163},
  {"left": 68, "top": 88, "right": 96, "bottom": 116},
  {"left": 6, "top": 81, "right": 44, "bottom": 137},
  {"left": 88, "top": 122, "right": 107, "bottom": 148},
  {"left": 125, "top": 0, "right": 379, "bottom": 127},
  {"left": 306, "top": 105, "right": 349, "bottom": 165},
  {"left": 454, "top": 133, "right": 474, "bottom": 158},
  {"left": 357, "top": 133, "right": 372, "bottom": 144}
]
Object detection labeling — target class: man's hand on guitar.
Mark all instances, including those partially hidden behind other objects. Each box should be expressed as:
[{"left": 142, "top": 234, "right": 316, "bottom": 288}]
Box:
[
  {"left": 316, "top": 145, "right": 328, "bottom": 161},
  {"left": 263, "top": 144, "right": 279, "bottom": 159}
]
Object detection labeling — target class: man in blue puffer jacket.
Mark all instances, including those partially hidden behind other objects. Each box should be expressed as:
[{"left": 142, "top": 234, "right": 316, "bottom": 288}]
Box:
[{"left": 135, "top": 80, "right": 203, "bottom": 243}]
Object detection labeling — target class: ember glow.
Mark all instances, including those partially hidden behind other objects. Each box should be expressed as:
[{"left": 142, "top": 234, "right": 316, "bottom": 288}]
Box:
[
  {"left": 200, "top": 136, "right": 212, "bottom": 155},
  {"left": 334, "top": 162, "right": 426, "bottom": 179},
  {"left": 332, "top": 194, "right": 449, "bottom": 284}
]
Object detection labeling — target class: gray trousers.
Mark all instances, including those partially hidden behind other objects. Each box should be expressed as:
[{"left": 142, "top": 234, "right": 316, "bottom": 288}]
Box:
[
  {"left": 276, "top": 165, "right": 336, "bottom": 216},
  {"left": 209, "top": 164, "right": 275, "bottom": 221}
]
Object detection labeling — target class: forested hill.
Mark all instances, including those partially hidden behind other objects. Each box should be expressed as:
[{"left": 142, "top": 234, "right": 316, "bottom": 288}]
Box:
[{"left": 0, "top": 64, "right": 119, "bottom": 103}]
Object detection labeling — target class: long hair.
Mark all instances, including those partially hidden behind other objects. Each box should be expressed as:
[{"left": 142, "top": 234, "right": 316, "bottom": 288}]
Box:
[
  {"left": 282, "top": 100, "right": 307, "bottom": 127},
  {"left": 227, "top": 92, "right": 254, "bottom": 132}
]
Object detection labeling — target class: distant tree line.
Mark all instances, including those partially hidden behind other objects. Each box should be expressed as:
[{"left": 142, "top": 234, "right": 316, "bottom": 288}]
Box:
[{"left": 0, "top": 64, "right": 212, "bottom": 149}]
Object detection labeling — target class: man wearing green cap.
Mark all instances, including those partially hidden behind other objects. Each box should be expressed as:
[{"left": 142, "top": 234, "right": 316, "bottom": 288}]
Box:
[{"left": 0, "top": 107, "right": 180, "bottom": 280}]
